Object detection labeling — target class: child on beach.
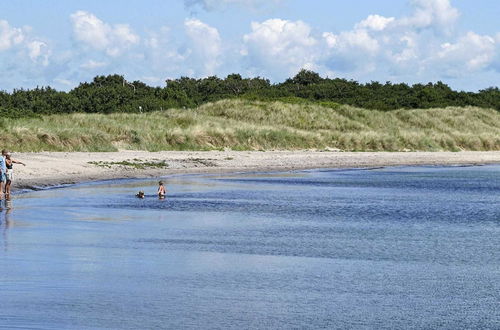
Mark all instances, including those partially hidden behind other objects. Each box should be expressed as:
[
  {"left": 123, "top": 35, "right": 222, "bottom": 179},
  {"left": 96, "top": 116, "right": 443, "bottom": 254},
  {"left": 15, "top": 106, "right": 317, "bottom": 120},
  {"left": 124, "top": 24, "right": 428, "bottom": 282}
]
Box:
[
  {"left": 0, "top": 150, "right": 6, "bottom": 198},
  {"left": 158, "top": 181, "right": 166, "bottom": 199},
  {"left": 4, "top": 153, "right": 26, "bottom": 196}
]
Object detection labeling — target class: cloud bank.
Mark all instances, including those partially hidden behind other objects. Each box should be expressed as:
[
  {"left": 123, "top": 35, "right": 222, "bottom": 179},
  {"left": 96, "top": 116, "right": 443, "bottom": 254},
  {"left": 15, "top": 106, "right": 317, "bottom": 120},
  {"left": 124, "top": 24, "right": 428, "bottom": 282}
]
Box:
[
  {"left": 71, "top": 11, "right": 140, "bottom": 57},
  {"left": 0, "top": 0, "right": 498, "bottom": 91}
]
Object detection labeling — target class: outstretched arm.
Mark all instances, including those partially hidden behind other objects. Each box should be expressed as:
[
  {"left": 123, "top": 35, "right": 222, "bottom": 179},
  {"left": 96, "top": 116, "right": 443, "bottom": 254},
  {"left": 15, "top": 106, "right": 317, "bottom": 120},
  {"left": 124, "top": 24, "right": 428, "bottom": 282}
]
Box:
[{"left": 12, "top": 159, "right": 26, "bottom": 166}]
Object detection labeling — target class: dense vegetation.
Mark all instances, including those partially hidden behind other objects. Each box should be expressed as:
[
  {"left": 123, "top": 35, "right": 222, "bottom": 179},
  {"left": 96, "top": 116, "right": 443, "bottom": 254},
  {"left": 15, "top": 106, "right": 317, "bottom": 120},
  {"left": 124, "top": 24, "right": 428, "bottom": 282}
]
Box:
[
  {"left": 2, "top": 99, "right": 499, "bottom": 152},
  {"left": 0, "top": 70, "right": 499, "bottom": 118}
]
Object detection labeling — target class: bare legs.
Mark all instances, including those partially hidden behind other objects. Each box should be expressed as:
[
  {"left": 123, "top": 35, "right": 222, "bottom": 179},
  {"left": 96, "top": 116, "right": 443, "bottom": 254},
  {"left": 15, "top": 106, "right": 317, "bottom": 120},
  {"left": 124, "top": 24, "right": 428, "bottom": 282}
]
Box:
[{"left": 4, "top": 181, "right": 11, "bottom": 196}]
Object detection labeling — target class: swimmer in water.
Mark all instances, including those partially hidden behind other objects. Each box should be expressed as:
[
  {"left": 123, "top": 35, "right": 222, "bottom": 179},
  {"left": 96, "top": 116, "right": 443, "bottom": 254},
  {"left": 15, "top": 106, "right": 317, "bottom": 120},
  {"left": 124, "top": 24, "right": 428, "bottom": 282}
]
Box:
[
  {"left": 136, "top": 191, "right": 145, "bottom": 198},
  {"left": 158, "top": 181, "right": 166, "bottom": 199}
]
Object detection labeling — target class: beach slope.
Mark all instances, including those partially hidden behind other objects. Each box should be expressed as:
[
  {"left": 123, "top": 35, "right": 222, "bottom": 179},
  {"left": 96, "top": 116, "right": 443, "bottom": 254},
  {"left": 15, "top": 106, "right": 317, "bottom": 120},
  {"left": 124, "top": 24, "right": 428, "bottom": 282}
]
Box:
[{"left": 11, "top": 151, "right": 500, "bottom": 189}]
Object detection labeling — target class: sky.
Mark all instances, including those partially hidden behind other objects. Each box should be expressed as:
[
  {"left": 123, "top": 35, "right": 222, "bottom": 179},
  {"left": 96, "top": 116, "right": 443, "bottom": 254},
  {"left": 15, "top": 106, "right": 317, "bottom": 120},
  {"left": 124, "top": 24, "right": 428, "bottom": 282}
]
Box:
[{"left": 0, "top": 0, "right": 499, "bottom": 91}]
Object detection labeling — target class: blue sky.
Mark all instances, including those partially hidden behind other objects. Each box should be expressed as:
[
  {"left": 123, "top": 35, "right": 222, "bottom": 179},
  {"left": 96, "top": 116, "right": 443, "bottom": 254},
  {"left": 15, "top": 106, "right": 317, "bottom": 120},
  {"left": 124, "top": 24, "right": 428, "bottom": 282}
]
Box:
[{"left": 0, "top": 0, "right": 499, "bottom": 91}]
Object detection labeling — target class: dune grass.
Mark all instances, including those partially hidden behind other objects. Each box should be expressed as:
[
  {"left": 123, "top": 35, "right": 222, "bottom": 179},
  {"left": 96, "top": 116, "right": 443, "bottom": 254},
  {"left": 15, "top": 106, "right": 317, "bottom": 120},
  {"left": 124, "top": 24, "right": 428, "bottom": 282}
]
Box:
[{"left": 1, "top": 99, "right": 499, "bottom": 152}]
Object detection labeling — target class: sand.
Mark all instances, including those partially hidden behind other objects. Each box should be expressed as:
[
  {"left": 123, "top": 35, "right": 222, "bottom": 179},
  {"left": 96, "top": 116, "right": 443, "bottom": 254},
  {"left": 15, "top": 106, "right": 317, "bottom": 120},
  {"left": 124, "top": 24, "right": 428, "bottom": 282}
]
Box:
[{"left": 8, "top": 151, "right": 500, "bottom": 190}]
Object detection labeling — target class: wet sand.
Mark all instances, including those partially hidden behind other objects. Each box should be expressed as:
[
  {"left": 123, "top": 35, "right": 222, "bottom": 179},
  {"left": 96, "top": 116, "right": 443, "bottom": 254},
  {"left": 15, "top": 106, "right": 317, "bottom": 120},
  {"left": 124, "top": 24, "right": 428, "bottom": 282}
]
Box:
[{"left": 10, "top": 150, "right": 500, "bottom": 189}]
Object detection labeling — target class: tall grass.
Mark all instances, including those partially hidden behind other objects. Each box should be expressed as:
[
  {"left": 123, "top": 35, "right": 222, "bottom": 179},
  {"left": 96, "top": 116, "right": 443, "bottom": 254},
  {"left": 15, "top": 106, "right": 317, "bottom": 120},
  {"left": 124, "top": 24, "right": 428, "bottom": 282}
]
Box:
[{"left": 2, "top": 99, "right": 499, "bottom": 152}]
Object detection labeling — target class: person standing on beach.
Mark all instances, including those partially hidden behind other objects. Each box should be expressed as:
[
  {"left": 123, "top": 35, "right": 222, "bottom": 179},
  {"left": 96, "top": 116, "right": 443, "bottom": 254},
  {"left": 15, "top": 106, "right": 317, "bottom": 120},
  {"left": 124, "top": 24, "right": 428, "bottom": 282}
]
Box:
[
  {"left": 0, "top": 150, "right": 6, "bottom": 198},
  {"left": 4, "top": 153, "right": 26, "bottom": 196}
]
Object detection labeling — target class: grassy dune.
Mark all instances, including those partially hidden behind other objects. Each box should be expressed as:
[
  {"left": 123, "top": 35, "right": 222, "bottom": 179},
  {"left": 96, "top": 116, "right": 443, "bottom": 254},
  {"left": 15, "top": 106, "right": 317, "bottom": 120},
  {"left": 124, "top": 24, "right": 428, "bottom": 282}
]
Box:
[{"left": 2, "top": 99, "right": 499, "bottom": 152}]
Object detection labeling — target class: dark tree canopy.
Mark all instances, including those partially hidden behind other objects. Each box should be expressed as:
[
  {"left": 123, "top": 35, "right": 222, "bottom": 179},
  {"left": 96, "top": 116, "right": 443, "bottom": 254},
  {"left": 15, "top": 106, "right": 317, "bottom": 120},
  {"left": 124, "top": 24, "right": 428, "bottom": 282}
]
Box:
[{"left": 0, "top": 72, "right": 498, "bottom": 118}]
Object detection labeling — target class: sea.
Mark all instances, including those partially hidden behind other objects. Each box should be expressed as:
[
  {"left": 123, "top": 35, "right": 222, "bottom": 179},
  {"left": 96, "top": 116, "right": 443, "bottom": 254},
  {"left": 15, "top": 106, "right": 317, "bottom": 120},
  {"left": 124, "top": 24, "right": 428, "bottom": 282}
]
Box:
[{"left": 1, "top": 165, "right": 499, "bottom": 329}]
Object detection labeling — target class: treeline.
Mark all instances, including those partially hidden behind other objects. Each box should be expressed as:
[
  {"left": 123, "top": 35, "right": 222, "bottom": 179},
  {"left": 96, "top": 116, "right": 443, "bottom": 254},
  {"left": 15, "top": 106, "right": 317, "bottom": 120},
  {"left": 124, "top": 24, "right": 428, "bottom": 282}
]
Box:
[{"left": 0, "top": 70, "right": 499, "bottom": 118}]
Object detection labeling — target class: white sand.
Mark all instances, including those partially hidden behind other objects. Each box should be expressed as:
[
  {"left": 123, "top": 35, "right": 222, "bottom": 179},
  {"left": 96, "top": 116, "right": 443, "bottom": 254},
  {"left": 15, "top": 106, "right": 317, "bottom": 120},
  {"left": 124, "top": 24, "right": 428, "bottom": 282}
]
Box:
[{"left": 8, "top": 151, "right": 500, "bottom": 190}]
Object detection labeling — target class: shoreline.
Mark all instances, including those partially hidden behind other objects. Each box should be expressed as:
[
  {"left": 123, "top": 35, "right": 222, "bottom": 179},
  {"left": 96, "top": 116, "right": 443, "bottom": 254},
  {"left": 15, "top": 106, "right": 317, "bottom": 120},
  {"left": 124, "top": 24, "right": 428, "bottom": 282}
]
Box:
[{"left": 10, "top": 151, "right": 500, "bottom": 190}]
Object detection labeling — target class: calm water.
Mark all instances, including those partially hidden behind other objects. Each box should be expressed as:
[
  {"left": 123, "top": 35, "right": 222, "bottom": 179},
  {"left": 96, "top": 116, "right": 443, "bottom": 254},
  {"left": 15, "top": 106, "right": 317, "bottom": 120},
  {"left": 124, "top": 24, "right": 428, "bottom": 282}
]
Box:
[{"left": 1, "top": 165, "right": 499, "bottom": 329}]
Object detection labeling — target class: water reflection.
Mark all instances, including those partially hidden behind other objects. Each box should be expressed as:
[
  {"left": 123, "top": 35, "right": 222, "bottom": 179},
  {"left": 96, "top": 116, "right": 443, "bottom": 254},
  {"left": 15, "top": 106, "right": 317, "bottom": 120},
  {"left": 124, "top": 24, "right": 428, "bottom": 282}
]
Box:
[{"left": 1, "top": 196, "right": 13, "bottom": 251}]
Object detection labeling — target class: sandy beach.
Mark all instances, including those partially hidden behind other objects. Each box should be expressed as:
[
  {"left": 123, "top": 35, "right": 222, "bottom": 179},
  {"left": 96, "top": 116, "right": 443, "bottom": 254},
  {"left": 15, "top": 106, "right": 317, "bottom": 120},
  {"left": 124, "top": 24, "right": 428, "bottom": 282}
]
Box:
[{"left": 8, "top": 150, "right": 500, "bottom": 190}]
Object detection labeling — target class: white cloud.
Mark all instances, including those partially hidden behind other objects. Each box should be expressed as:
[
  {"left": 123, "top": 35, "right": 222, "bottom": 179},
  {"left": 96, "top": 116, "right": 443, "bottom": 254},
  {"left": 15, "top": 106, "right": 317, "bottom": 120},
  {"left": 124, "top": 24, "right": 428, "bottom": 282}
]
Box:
[
  {"left": 322, "top": 27, "right": 380, "bottom": 73},
  {"left": 70, "top": 11, "right": 139, "bottom": 57},
  {"left": 239, "top": 1, "right": 473, "bottom": 80},
  {"left": 318, "top": 0, "right": 498, "bottom": 84},
  {"left": 325, "top": 29, "right": 380, "bottom": 55},
  {"left": 390, "top": 34, "right": 420, "bottom": 64},
  {"left": 70, "top": 11, "right": 109, "bottom": 49},
  {"left": 436, "top": 32, "right": 496, "bottom": 73},
  {"left": 318, "top": 0, "right": 483, "bottom": 78},
  {"left": 26, "top": 40, "right": 50, "bottom": 65},
  {"left": 247, "top": 1, "right": 463, "bottom": 78},
  {"left": 1, "top": 0, "right": 498, "bottom": 92},
  {"left": 242, "top": 19, "right": 318, "bottom": 78},
  {"left": 184, "top": 18, "right": 222, "bottom": 75},
  {"left": 322, "top": 32, "right": 337, "bottom": 49},
  {"left": 398, "top": 0, "right": 459, "bottom": 33},
  {"left": 0, "top": 19, "right": 51, "bottom": 67},
  {"left": 355, "top": 15, "right": 395, "bottom": 31},
  {"left": 0, "top": 20, "right": 25, "bottom": 51}
]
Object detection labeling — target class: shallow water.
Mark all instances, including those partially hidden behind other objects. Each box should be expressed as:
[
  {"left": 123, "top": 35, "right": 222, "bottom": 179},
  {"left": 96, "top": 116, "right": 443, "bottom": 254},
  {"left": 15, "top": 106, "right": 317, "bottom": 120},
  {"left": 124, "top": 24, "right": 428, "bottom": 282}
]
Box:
[{"left": 1, "top": 165, "right": 499, "bottom": 329}]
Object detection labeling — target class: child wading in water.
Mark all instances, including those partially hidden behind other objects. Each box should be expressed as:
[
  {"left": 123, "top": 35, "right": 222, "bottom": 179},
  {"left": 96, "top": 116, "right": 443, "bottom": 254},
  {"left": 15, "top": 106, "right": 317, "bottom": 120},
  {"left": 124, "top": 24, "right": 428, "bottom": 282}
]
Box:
[{"left": 158, "top": 181, "right": 166, "bottom": 199}]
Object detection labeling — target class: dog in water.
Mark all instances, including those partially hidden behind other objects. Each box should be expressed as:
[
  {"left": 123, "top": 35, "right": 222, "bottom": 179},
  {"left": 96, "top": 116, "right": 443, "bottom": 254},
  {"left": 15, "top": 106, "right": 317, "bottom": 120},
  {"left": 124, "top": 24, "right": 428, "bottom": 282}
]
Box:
[{"left": 136, "top": 191, "right": 145, "bottom": 199}]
